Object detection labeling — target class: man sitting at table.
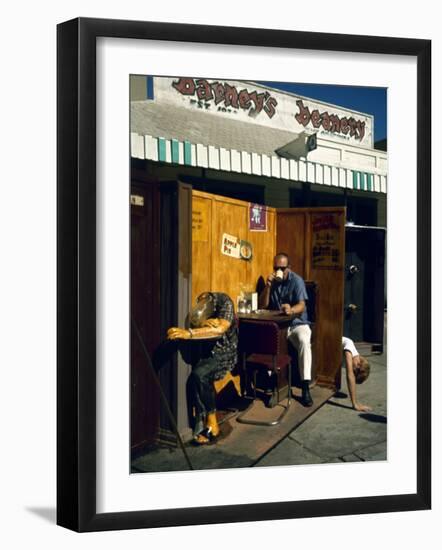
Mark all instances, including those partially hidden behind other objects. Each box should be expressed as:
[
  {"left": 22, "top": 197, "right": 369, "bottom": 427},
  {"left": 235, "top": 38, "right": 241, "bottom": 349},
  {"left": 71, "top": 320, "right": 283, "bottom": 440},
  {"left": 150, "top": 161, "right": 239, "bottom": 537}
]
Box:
[
  {"left": 259, "top": 252, "right": 313, "bottom": 407},
  {"left": 167, "top": 291, "right": 238, "bottom": 445}
]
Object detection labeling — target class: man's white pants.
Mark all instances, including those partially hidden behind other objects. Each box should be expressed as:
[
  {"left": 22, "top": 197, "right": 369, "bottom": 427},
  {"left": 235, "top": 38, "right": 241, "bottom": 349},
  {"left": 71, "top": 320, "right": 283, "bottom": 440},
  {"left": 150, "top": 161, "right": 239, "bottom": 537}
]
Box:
[{"left": 287, "top": 324, "right": 312, "bottom": 381}]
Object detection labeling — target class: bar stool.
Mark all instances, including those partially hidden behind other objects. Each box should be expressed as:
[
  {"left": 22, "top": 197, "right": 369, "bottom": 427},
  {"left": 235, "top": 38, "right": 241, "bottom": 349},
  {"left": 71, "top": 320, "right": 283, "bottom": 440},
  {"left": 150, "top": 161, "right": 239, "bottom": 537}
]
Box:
[{"left": 237, "top": 320, "right": 292, "bottom": 426}]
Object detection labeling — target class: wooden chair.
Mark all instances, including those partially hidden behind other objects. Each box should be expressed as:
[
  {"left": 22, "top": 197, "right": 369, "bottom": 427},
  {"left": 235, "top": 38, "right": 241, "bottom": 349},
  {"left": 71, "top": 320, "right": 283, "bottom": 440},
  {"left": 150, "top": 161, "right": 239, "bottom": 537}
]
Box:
[{"left": 236, "top": 320, "right": 292, "bottom": 426}]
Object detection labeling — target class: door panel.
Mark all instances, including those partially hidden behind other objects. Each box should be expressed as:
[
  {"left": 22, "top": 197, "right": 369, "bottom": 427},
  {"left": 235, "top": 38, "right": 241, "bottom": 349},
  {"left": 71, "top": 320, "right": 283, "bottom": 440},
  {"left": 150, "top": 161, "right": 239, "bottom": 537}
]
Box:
[
  {"left": 131, "top": 183, "right": 161, "bottom": 450},
  {"left": 277, "top": 207, "right": 346, "bottom": 389}
]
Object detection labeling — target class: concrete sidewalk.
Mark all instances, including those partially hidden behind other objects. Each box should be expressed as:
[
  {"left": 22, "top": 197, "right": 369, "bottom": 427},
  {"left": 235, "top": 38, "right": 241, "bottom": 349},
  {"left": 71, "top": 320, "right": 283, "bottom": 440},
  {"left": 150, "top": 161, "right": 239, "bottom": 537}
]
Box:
[
  {"left": 132, "top": 347, "right": 386, "bottom": 473},
  {"left": 254, "top": 349, "right": 387, "bottom": 467}
]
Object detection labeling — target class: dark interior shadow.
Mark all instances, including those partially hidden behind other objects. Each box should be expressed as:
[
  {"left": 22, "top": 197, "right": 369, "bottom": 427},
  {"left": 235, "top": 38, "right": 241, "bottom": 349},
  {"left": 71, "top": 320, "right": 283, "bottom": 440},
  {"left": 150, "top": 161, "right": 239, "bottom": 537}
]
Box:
[
  {"left": 333, "top": 391, "right": 348, "bottom": 399},
  {"left": 359, "top": 413, "right": 387, "bottom": 424},
  {"left": 25, "top": 507, "right": 56, "bottom": 524},
  {"left": 255, "top": 276, "right": 266, "bottom": 296}
]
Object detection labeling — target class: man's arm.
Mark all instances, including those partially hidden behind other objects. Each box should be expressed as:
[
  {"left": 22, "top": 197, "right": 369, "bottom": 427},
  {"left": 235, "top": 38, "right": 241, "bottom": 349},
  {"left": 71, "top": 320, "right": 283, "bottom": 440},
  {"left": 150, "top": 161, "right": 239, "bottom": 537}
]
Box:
[
  {"left": 281, "top": 276, "right": 308, "bottom": 316},
  {"left": 258, "top": 273, "right": 275, "bottom": 309},
  {"left": 281, "top": 300, "right": 305, "bottom": 316}
]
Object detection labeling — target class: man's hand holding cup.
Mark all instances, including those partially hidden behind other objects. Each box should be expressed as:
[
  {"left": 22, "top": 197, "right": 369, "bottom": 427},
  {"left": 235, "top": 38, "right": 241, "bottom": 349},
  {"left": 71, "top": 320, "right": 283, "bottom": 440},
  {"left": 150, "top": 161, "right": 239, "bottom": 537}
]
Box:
[{"left": 266, "top": 273, "right": 276, "bottom": 287}]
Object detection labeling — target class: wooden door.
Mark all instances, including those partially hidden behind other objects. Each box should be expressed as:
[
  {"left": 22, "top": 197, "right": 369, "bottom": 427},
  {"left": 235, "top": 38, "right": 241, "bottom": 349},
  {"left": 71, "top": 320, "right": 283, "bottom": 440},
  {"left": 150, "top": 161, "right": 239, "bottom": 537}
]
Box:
[
  {"left": 191, "top": 190, "right": 276, "bottom": 306},
  {"left": 277, "top": 207, "right": 346, "bottom": 389},
  {"left": 131, "top": 182, "right": 161, "bottom": 451}
]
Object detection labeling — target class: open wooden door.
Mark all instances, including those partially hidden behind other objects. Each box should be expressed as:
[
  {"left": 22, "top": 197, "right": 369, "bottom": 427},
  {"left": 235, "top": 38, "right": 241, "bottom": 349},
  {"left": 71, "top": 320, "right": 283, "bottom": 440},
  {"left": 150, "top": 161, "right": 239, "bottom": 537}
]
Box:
[{"left": 277, "top": 207, "right": 346, "bottom": 388}]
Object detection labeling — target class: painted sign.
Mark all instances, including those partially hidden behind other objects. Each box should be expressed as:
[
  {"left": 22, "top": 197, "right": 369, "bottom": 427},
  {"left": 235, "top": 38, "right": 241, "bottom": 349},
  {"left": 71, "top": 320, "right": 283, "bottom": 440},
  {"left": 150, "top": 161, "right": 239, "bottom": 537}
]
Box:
[
  {"left": 221, "top": 233, "right": 240, "bottom": 258},
  {"left": 311, "top": 213, "right": 342, "bottom": 269},
  {"left": 192, "top": 200, "right": 209, "bottom": 242},
  {"left": 295, "top": 100, "right": 366, "bottom": 141},
  {"left": 172, "top": 77, "right": 278, "bottom": 119},
  {"left": 249, "top": 203, "right": 268, "bottom": 231},
  {"left": 147, "top": 77, "right": 374, "bottom": 148}
]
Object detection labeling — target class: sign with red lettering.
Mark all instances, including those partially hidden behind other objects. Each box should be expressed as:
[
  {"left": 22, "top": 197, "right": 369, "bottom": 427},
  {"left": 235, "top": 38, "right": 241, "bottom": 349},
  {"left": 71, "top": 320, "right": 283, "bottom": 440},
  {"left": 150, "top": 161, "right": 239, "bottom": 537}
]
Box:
[
  {"left": 146, "top": 77, "right": 374, "bottom": 148},
  {"left": 172, "top": 77, "right": 278, "bottom": 119},
  {"left": 295, "top": 99, "right": 366, "bottom": 142},
  {"left": 311, "top": 213, "right": 342, "bottom": 269},
  {"left": 221, "top": 233, "right": 240, "bottom": 258}
]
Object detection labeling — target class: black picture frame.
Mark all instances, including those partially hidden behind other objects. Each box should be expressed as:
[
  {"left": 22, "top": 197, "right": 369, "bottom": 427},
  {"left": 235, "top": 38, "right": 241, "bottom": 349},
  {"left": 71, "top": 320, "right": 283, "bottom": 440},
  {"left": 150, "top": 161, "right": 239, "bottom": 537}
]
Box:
[{"left": 57, "top": 17, "right": 431, "bottom": 532}]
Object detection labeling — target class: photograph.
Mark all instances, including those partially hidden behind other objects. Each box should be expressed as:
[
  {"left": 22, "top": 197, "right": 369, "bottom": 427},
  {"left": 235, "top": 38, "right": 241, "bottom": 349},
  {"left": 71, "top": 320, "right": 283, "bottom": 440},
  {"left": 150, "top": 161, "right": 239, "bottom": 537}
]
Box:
[
  {"left": 129, "top": 74, "right": 388, "bottom": 473},
  {"left": 0, "top": 0, "right": 435, "bottom": 542}
]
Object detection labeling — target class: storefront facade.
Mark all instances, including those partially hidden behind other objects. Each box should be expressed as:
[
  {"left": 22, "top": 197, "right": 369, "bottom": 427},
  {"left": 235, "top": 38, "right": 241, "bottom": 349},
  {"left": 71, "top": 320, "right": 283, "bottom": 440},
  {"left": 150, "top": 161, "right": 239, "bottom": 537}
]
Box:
[
  {"left": 130, "top": 75, "right": 387, "bottom": 223},
  {"left": 129, "top": 76, "right": 387, "bottom": 451}
]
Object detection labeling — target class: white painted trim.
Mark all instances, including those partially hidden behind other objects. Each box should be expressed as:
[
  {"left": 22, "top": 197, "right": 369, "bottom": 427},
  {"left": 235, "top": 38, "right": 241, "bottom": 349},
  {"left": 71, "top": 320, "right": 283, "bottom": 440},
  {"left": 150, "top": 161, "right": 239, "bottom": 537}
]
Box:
[
  {"left": 220, "top": 147, "right": 231, "bottom": 172},
  {"left": 130, "top": 132, "right": 144, "bottom": 159},
  {"left": 208, "top": 145, "right": 220, "bottom": 170},
  {"left": 251, "top": 153, "right": 262, "bottom": 176},
  {"left": 262, "top": 155, "right": 271, "bottom": 177},
  {"left": 144, "top": 135, "right": 158, "bottom": 161},
  {"left": 331, "top": 166, "right": 339, "bottom": 187},
  {"left": 196, "top": 143, "right": 208, "bottom": 168},
  {"left": 289, "top": 159, "right": 298, "bottom": 181},
  {"left": 231, "top": 149, "right": 241, "bottom": 173},
  {"left": 281, "top": 158, "right": 290, "bottom": 180},
  {"left": 164, "top": 139, "right": 172, "bottom": 163},
  {"left": 315, "top": 163, "right": 323, "bottom": 185},
  {"left": 271, "top": 156, "right": 280, "bottom": 179},
  {"left": 190, "top": 144, "right": 197, "bottom": 167},
  {"left": 178, "top": 141, "right": 184, "bottom": 165},
  {"left": 131, "top": 133, "right": 387, "bottom": 193},
  {"left": 307, "top": 161, "right": 315, "bottom": 184},
  {"left": 241, "top": 151, "right": 252, "bottom": 174},
  {"left": 298, "top": 160, "right": 307, "bottom": 182}
]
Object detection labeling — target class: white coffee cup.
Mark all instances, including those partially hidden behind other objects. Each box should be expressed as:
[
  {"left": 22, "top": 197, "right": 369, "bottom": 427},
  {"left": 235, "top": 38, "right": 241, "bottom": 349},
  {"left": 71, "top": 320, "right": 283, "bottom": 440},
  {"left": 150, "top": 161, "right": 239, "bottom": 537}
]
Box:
[{"left": 275, "top": 268, "right": 284, "bottom": 281}]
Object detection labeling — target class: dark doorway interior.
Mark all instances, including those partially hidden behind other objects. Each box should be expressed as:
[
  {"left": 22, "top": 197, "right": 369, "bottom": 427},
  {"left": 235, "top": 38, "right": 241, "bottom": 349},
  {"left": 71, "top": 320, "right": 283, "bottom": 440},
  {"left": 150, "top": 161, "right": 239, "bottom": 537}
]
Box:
[{"left": 343, "top": 227, "right": 386, "bottom": 348}]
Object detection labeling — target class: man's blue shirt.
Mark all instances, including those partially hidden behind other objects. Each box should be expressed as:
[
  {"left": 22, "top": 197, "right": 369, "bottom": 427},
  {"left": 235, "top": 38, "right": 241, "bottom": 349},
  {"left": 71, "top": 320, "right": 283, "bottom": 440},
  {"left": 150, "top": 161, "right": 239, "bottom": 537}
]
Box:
[{"left": 269, "top": 270, "right": 310, "bottom": 328}]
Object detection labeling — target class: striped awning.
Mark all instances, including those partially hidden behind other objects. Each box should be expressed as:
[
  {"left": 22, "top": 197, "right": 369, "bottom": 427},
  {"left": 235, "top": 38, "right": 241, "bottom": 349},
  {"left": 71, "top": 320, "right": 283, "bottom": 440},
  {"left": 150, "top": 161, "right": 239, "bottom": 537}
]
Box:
[{"left": 131, "top": 132, "right": 387, "bottom": 193}]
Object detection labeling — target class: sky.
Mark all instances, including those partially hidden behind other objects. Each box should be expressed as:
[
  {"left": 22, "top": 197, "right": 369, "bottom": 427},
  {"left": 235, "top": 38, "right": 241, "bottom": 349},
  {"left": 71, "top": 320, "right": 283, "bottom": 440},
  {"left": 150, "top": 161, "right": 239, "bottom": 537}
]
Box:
[{"left": 258, "top": 80, "right": 387, "bottom": 143}]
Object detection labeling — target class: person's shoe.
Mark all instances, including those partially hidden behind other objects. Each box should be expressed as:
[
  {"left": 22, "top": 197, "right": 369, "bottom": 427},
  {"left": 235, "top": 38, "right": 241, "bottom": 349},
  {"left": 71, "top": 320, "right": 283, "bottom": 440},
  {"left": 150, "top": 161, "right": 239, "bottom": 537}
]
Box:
[{"left": 301, "top": 380, "right": 313, "bottom": 407}]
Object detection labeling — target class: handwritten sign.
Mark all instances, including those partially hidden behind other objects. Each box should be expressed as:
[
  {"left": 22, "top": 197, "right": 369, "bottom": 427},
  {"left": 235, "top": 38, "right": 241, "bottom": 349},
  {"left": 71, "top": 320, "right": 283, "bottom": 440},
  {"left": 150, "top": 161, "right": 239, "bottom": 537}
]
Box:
[
  {"left": 311, "top": 213, "right": 342, "bottom": 269},
  {"left": 192, "top": 201, "right": 209, "bottom": 242},
  {"left": 221, "top": 233, "right": 240, "bottom": 258}
]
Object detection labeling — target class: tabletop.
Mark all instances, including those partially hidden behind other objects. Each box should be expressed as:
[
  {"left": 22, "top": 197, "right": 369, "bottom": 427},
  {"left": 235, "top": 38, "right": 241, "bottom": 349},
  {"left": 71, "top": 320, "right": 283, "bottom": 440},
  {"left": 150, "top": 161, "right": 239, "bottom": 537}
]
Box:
[{"left": 237, "top": 309, "right": 297, "bottom": 325}]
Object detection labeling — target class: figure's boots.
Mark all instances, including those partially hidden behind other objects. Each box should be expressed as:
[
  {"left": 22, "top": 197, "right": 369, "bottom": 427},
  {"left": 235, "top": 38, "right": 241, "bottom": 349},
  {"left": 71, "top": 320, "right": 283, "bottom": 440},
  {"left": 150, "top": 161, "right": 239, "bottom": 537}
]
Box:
[
  {"left": 301, "top": 380, "right": 313, "bottom": 407},
  {"left": 193, "top": 411, "right": 220, "bottom": 445},
  {"left": 206, "top": 412, "right": 220, "bottom": 437}
]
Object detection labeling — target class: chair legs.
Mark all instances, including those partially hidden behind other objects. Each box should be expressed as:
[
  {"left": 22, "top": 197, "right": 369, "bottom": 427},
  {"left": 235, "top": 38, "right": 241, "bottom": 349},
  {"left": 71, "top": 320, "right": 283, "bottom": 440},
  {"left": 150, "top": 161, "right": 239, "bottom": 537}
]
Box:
[{"left": 236, "top": 357, "right": 292, "bottom": 426}]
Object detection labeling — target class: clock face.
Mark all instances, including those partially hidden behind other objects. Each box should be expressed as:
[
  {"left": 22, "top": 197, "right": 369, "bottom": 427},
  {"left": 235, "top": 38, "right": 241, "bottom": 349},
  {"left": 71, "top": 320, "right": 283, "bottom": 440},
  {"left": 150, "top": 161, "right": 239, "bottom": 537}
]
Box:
[{"left": 240, "top": 244, "right": 252, "bottom": 259}]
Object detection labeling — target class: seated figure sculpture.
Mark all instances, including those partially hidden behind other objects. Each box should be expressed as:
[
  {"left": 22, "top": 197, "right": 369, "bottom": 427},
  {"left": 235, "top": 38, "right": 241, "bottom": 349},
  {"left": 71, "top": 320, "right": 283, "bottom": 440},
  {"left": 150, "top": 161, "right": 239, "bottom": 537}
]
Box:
[{"left": 167, "top": 291, "right": 238, "bottom": 445}]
